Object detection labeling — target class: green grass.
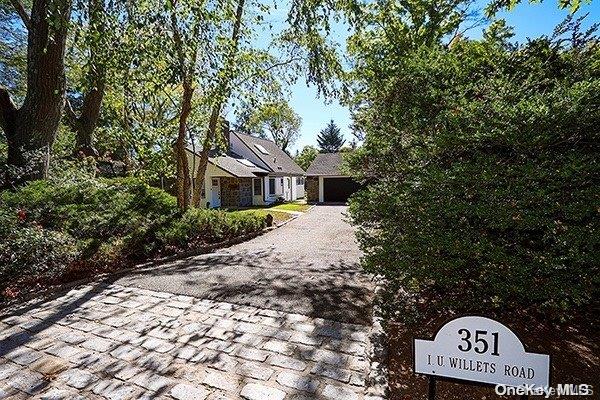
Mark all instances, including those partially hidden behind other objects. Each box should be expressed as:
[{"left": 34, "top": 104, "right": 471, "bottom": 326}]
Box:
[
  {"left": 269, "top": 203, "right": 311, "bottom": 212},
  {"left": 238, "top": 209, "right": 293, "bottom": 224}
]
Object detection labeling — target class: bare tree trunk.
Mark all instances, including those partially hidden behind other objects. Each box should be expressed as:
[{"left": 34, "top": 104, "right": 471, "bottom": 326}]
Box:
[
  {"left": 65, "top": 0, "right": 105, "bottom": 157},
  {"left": 174, "top": 79, "right": 193, "bottom": 209},
  {"left": 191, "top": 0, "right": 245, "bottom": 207},
  {"left": 191, "top": 107, "right": 219, "bottom": 206},
  {"left": 169, "top": 2, "right": 197, "bottom": 210},
  {"left": 0, "top": 0, "right": 72, "bottom": 184}
]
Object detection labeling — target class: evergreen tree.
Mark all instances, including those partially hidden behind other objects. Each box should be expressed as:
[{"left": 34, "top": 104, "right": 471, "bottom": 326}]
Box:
[{"left": 317, "top": 120, "right": 345, "bottom": 153}]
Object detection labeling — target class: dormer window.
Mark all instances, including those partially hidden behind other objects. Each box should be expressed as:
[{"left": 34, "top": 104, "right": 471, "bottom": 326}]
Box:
[{"left": 255, "top": 144, "right": 269, "bottom": 155}]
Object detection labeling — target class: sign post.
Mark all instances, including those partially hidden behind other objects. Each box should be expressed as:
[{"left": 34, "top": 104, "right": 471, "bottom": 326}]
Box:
[{"left": 414, "top": 316, "right": 550, "bottom": 399}]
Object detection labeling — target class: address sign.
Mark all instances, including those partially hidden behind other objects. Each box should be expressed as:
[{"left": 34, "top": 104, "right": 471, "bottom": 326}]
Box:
[{"left": 414, "top": 316, "right": 550, "bottom": 388}]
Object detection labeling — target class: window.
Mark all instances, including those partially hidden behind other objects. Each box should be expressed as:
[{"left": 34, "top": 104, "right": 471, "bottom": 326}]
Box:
[
  {"left": 237, "top": 159, "right": 255, "bottom": 167},
  {"left": 255, "top": 144, "right": 269, "bottom": 155},
  {"left": 297, "top": 177, "right": 304, "bottom": 185},
  {"left": 253, "top": 178, "right": 262, "bottom": 195},
  {"left": 288, "top": 178, "right": 291, "bottom": 188},
  {"left": 212, "top": 178, "right": 219, "bottom": 187},
  {"left": 269, "top": 178, "right": 275, "bottom": 195}
]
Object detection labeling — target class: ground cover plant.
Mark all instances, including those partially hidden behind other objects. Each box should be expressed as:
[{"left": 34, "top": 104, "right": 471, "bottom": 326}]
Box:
[{"left": 0, "top": 177, "right": 267, "bottom": 297}]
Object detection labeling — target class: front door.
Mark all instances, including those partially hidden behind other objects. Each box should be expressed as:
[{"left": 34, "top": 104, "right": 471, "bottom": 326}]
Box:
[{"left": 211, "top": 178, "right": 221, "bottom": 208}]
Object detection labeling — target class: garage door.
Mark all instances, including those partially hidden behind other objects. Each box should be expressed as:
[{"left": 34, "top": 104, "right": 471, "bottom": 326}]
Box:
[{"left": 323, "top": 177, "right": 360, "bottom": 202}]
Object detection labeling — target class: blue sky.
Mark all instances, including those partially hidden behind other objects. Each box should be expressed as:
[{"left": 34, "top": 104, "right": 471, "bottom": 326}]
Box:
[{"left": 285, "top": 0, "right": 600, "bottom": 154}]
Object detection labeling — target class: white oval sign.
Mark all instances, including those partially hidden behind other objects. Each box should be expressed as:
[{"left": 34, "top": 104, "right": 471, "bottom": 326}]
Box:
[{"left": 414, "top": 316, "right": 550, "bottom": 388}]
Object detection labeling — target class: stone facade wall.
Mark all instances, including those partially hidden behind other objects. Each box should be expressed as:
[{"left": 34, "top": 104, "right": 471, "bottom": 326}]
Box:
[
  {"left": 221, "top": 177, "right": 240, "bottom": 207},
  {"left": 306, "top": 176, "right": 319, "bottom": 203},
  {"left": 239, "top": 178, "right": 252, "bottom": 207},
  {"left": 221, "top": 177, "right": 253, "bottom": 207}
]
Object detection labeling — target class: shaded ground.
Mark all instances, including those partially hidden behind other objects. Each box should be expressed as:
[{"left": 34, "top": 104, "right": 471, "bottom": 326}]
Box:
[
  {"left": 0, "top": 283, "right": 371, "bottom": 399},
  {"left": 115, "top": 205, "right": 373, "bottom": 325}
]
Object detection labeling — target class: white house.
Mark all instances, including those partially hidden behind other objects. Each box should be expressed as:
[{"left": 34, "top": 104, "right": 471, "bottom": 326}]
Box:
[{"left": 186, "top": 131, "right": 305, "bottom": 208}]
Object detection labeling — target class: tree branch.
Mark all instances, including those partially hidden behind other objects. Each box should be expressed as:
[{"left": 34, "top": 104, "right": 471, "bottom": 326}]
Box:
[
  {"left": 8, "top": 0, "right": 31, "bottom": 31},
  {"left": 64, "top": 97, "right": 79, "bottom": 127}
]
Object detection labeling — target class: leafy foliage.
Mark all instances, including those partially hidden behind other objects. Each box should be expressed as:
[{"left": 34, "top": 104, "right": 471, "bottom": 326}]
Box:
[
  {"left": 295, "top": 145, "right": 319, "bottom": 170},
  {"left": 238, "top": 99, "right": 302, "bottom": 153},
  {"left": 0, "top": 177, "right": 266, "bottom": 292},
  {"left": 347, "top": 18, "right": 600, "bottom": 319}
]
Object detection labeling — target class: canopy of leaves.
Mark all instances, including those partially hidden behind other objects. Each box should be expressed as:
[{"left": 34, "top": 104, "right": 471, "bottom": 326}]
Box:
[
  {"left": 347, "top": 16, "right": 600, "bottom": 319},
  {"left": 240, "top": 100, "right": 302, "bottom": 153},
  {"left": 295, "top": 145, "right": 319, "bottom": 170}
]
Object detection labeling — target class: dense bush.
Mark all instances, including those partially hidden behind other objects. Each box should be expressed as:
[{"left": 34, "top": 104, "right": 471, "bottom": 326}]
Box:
[
  {"left": 0, "top": 177, "right": 266, "bottom": 291},
  {"left": 157, "top": 208, "right": 267, "bottom": 247},
  {"left": 347, "top": 22, "right": 599, "bottom": 318}
]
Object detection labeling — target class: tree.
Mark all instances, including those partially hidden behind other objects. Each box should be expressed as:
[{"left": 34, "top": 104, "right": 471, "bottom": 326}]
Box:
[
  {"left": 346, "top": 15, "right": 600, "bottom": 318},
  {"left": 64, "top": 0, "right": 114, "bottom": 156},
  {"left": 295, "top": 145, "right": 318, "bottom": 170},
  {"left": 244, "top": 100, "right": 302, "bottom": 153},
  {"left": 0, "top": 1, "right": 27, "bottom": 98},
  {"left": 317, "top": 120, "right": 345, "bottom": 153},
  {"left": 1, "top": 0, "right": 72, "bottom": 184},
  {"left": 190, "top": 0, "right": 246, "bottom": 207}
]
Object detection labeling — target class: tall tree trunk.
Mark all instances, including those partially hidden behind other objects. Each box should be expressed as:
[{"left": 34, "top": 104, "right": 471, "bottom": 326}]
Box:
[
  {"left": 65, "top": 0, "right": 106, "bottom": 157},
  {"left": 174, "top": 79, "right": 193, "bottom": 209},
  {"left": 191, "top": 0, "right": 245, "bottom": 207},
  {"left": 169, "top": 3, "right": 197, "bottom": 210},
  {"left": 0, "top": 0, "right": 72, "bottom": 184},
  {"left": 191, "top": 107, "right": 220, "bottom": 206}
]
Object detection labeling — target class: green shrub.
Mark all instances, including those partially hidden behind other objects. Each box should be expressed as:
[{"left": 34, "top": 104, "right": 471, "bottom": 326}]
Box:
[
  {"left": 0, "top": 225, "right": 80, "bottom": 284},
  {"left": 1, "top": 177, "right": 268, "bottom": 290},
  {"left": 157, "top": 208, "right": 266, "bottom": 248},
  {"left": 347, "top": 28, "right": 600, "bottom": 318},
  {"left": 0, "top": 177, "right": 179, "bottom": 259}
]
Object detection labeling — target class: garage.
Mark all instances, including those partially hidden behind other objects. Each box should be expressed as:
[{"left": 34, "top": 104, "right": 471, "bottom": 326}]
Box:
[
  {"left": 305, "top": 153, "right": 361, "bottom": 203},
  {"left": 323, "top": 177, "right": 360, "bottom": 202}
]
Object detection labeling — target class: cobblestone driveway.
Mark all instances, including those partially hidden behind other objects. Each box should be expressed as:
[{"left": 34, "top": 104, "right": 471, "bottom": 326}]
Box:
[{"left": 0, "top": 283, "right": 376, "bottom": 400}]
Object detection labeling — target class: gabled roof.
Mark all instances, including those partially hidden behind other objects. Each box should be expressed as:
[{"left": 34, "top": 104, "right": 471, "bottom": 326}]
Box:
[
  {"left": 306, "top": 153, "right": 348, "bottom": 176},
  {"left": 232, "top": 132, "right": 305, "bottom": 176},
  {"left": 186, "top": 146, "right": 269, "bottom": 178}
]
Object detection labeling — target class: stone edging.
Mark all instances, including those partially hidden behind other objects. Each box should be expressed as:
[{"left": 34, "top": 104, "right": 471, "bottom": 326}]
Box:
[
  {"left": 1, "top": 210, "right": 305, "bottom": 313},
  {"left": 365, "top": 276, "right": 389, "bottom": 399}
]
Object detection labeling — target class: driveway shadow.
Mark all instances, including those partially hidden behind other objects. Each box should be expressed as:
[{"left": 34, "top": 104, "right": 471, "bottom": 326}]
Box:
[{"left": 115, "top": 248, "right": 373, "bottom": 326}]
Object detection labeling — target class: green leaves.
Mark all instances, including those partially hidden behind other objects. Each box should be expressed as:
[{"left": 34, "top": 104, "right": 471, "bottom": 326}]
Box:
[{"left": 346, "top": 17, "right": 600, "bottom": 320}]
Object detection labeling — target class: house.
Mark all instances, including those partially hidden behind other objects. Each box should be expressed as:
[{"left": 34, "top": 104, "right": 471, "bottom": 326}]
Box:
[
  {"left": 305, "top": 152, "right": 360, "bottom": 203},
  {"left": 186, "top": 131, "right": 305, "bottom": 208}
]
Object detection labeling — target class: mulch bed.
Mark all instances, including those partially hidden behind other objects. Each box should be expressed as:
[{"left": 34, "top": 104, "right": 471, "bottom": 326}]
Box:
[{"left": 388, "top": 310, "right": 600, "bottom": 399}]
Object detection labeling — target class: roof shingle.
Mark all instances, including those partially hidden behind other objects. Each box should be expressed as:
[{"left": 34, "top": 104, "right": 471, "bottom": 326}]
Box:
[
  {"left": 186, "top": 147, "right": 269, "bottom": 178},
  {"left": 233, "top": 132, "right": 305, "bottom": 176},
  {"left": 305, "top": 153, "right": 348, "bottom": 176}
]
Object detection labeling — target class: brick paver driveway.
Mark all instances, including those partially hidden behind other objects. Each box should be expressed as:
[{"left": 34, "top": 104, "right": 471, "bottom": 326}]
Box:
[{"left": 0, "top": 206, "right": 379, "bottom": 399}]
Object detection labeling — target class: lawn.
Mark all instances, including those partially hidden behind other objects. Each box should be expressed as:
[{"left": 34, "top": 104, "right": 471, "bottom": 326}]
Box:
[
  {"left": 237, "top": 209, "right": 293, "bottom": 224},
  {"left": 269, "top": 203, "right": 311, "bottom": 212}
]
